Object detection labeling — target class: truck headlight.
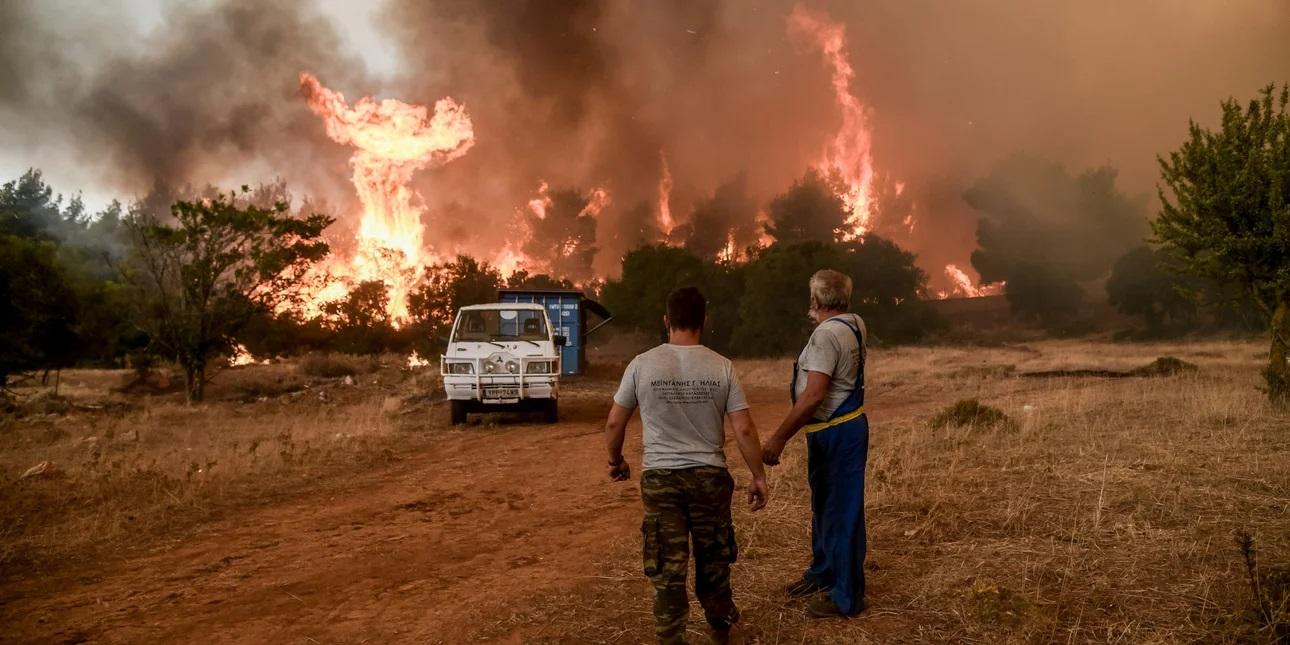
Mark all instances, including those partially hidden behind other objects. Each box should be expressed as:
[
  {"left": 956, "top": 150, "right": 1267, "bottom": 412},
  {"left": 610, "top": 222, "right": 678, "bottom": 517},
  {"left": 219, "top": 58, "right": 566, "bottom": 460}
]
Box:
[
  {"left": 526, "top": 361, "right": 552, "bottom": 374},
  {"left": 505, "top": 360, "right": 519, "bottom": 374},
  {"left": 445, "top": 361, "right": 474, "bottom": 375}
]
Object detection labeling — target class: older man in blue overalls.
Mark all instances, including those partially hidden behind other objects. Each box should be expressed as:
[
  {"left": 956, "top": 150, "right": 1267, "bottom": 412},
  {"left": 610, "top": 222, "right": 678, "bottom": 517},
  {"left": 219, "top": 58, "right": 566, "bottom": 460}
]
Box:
[{"left": 762, "top": 269, "right": 868, "bottom": 618}]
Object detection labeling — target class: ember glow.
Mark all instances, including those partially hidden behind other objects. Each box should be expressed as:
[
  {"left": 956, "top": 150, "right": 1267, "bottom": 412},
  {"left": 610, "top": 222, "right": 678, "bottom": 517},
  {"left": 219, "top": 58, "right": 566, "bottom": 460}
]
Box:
[
  {"left": 229, "top": 343, "right": 267, "bottom": 366},
  {"left": 789, "top": 5, "right": 878, "bottom": 239},
  {"left": 299, "top": 72, "right": 475, "bottom": 321}
]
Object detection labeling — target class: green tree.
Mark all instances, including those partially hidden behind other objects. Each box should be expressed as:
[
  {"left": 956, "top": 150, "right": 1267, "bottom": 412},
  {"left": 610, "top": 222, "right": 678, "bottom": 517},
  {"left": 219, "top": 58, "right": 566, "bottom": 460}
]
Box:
[
  {"left": 601, "top": 245, "right": 745, "bottom": 350},
  {"left": 765, "top": 169, "right": 848, "bottom": 244},
  {"left": 505, "top": 269, "right": 573, "bottom": 291},
  {"left": 1106, "top": 246, "right": 1199, "bottom": 337},
  {"left": 408, "top": 256, "right": 504, "bottom": 350},
  {"left": 125, "top": 188, "right": 332, "bottom": 402},
  {"left": 1004, "top": 263, "right": 1084, "bottom": 332},
  {"left": 322, "top": 280, "right": 400, "bottom": 355},
  {"left": 1154, "top": 85, "right": 1290, "bottom": 405},
  {"left": 0, "top": 169, "right": 63, "bottom": 239},
  {"left": 0, "top": 234, "right": 80, "bottom": 386},
  {"left": 601, "top": 245, "right": 722, "bottom": 344},
  {"left": 837, "top": 237, "right": 945, "bottom": 344},
  {"left": 731, "top": 238, "right": 942, "bottom": 355}
]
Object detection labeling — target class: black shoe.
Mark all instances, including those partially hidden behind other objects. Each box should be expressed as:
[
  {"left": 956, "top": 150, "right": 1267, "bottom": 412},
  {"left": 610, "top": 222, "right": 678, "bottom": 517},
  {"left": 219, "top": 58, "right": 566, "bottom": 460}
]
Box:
[
  {"left": 708, "top": 606, "right": 740, "bottom": 631},
  {"left": 784, "top": 577, "right": 829, "bottom": 598},
  {"left": 708, "top": 606, "right": 740, "bottom": 644},
  {"left": 806, "top": 595, "right": 864, "bottom": 619}
]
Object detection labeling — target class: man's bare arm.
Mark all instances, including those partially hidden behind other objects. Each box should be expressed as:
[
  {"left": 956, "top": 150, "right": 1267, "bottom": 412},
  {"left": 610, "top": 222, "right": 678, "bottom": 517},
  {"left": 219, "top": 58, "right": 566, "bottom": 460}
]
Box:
[
  {"left": 604, "top": 403, "right": 633, "bottom": 480},
  {"left": 728, "top": 409, "right": 768, "bottom": 510},
  {"left": 763, "top": 370, "right": 831, "bottom": 465}
]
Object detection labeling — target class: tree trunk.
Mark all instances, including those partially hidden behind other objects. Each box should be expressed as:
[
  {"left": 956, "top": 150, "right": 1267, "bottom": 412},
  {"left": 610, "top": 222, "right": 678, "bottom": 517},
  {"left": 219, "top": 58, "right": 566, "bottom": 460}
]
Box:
[
  {"left": 183, "top": 362, "right": 206, "bottom": 404},
  {"left": 183, "top": 366, "right": 197, "bottom": 404},
  {"left": 1269, "top": 300, "right": 1290, "bottom": 409}
]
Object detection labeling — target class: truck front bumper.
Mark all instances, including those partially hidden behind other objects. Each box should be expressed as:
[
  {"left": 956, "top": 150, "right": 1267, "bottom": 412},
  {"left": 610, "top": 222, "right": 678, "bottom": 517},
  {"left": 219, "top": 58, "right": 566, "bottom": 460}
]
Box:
[{"left": 443, "top": 375, "right": 558, "bottom": 403}]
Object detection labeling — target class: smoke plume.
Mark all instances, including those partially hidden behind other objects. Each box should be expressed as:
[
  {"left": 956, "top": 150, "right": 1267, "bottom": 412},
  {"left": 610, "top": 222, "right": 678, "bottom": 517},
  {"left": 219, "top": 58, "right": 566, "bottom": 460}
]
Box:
[{"left": 2, "top": 0, "right": 1288, "bottom": 289}]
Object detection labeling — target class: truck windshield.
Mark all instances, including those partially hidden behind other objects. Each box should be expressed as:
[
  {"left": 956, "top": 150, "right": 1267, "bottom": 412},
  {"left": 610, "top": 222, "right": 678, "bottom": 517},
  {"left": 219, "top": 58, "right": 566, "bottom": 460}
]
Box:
[{"left": 453, "top": 309, "right": 549, "bottom": 342}]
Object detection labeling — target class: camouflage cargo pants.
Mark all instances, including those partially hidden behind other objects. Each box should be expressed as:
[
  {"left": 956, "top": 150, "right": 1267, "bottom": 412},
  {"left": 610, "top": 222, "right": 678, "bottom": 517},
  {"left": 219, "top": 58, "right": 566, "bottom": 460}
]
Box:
[{"left": 641, "top": 466, "right": 739, "bottom": 645}]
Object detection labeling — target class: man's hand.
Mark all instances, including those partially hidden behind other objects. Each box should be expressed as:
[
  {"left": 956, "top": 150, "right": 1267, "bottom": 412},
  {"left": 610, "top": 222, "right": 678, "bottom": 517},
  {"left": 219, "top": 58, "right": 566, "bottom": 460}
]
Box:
[
  {"left": 608, "top": 457, "right": 631, "bottom": 481},
  {"left": 747, "top": 477, "right": 769, "bottom": 511},
  {"left": 761, "top": 435, "right": 786, "bottom": 466}
]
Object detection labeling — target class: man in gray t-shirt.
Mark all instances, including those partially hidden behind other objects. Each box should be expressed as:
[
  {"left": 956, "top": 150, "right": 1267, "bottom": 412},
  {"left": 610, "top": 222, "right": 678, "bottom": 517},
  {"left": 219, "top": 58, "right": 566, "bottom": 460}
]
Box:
[
  {"left": 613, "top": 343, "right": 749, "bottom": 470},
  {"left": 604, "top": 287, "right": 768, "bottom": 644},
  {"left": 793, "top": 313, "right": 867, "bottom": 419}
]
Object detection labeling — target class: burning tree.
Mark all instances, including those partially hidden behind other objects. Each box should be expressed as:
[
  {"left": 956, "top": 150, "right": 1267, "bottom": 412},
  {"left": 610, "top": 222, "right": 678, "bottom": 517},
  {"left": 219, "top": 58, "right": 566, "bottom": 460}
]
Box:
[
  {"left": 299, "top": 72, "right": 475, "bottom": 321},
  {"left": 521, "top": 186, "right": 603, "bottom": 283},
  {"left": 125, "top": 189, "right": 332, "bottom": 402},
  {"left": 1155, "top": 85, "right": 1290, "bottom": 406},
  {"left": 764, "top": 169, "right": 849, "bottom": 244}
]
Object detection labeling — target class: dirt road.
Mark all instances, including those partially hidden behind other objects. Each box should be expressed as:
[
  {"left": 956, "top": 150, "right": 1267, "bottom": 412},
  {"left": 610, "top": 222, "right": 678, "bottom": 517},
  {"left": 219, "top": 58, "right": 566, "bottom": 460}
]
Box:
[{"left": 2, "top": 386, "right": 787, "bottom": 644}]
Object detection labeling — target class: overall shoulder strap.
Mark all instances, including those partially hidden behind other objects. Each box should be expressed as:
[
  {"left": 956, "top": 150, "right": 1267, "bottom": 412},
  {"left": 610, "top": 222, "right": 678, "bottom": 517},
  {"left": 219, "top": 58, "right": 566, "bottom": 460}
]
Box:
[
  {"left": 826, "top": 316, "right": 865, "bottom": 382},
  {"left": 825, "top": 316, "right": 863, "bottom": 349}
]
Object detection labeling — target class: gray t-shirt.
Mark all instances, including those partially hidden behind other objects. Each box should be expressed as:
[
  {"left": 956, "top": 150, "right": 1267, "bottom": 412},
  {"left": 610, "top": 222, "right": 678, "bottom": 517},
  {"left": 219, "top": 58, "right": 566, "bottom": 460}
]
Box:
[
  {"left": 613, "top": 344, "right": 749, "bottom": 471},
  {"left": 794, "top": 314, "right": 867, "bottom": 420}
]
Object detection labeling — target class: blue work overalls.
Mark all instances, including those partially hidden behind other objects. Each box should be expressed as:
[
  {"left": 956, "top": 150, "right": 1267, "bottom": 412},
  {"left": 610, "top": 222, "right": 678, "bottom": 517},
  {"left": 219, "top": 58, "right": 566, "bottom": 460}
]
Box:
[{"left": 791, "top": 316, "right": 868, "bottom": 615}]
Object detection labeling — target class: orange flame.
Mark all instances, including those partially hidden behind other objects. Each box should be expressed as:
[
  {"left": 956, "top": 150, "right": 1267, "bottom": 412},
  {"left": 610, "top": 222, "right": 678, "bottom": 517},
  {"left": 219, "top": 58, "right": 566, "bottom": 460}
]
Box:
[
  {"left": 527, "top": 180, "right": 552, "bottom": 220},
  {"left": 658, "top": 151, "right": 676, "bottom": 239},
  {"left": 581, "top": 187, "right": 612, "bottom": 218},
  {"left": 299, "top": 72, "right": 474, "bottom": 321},
  {"left": 940, "top": 263, "right": 1006, "bottom": 299},
  {"left": 789, "top": 5, "right": 878, "bottom": 239},
  {"left": 492, "top": 241, "right": 526, "bottom": 277}
]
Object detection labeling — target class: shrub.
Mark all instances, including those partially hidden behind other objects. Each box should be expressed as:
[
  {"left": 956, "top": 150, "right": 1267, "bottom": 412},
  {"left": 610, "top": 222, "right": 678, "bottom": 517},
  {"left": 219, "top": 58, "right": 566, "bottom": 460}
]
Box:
[
  {"left": 297, "top": 353, "right": 358, "bottom": 379},
  {"left": 931, "top": 399, "right": 1013, "bottom": 431}
]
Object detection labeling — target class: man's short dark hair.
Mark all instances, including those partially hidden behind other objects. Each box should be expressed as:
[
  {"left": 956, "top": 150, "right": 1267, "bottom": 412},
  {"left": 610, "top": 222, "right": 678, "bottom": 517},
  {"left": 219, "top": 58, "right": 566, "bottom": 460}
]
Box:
[{"left": 666, "top": 287, "right": 706, "bottom": 332}]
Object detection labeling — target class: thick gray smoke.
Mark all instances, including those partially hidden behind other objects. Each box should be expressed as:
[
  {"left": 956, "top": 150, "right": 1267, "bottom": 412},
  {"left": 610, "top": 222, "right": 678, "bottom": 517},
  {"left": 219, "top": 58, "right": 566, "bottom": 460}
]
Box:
[
  {"left": 1, "top": 0, "right": 368, "bottom": 220},
  {"left": 3, "top": 0, "right": 1289, "bottom": 287}
]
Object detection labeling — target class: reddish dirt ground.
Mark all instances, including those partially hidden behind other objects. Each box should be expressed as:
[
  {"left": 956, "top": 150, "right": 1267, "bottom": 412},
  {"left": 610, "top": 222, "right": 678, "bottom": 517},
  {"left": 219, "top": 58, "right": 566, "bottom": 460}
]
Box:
[{"left": 0, "top": 388, "right": 788, "bottom": 644}]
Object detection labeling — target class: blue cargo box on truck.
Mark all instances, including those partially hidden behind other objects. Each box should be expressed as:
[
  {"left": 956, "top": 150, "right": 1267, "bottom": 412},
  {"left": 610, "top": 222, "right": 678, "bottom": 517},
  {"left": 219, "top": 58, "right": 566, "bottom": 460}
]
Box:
[{"left": 497, "top": 289, "right": 612, "bottom": 375}]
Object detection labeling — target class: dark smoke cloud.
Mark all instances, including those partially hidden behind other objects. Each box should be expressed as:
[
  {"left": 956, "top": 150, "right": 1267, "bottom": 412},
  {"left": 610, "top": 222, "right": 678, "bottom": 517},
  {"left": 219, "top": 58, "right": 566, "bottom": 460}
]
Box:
[
  {"left": 1, "top": 0, "right": 370, "bottom": 223},
  {"left": 381, "top": 0, "right": 830, "bottom": 274},
  {"left": 965, "top": 155, "right": 1147, "bottom": 286},
  {"left": 3, "top": 0, "right": 1289, "bottom": 288},
  {"left": 380, "top": 0, "right": 1290, "bottom": 286}
]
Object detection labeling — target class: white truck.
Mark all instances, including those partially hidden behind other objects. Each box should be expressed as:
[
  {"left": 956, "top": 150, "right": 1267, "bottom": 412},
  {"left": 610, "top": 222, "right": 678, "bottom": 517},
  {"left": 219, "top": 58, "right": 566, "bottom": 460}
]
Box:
[{"left": 441, "top": 302, "right": 565, "bottom": 425}]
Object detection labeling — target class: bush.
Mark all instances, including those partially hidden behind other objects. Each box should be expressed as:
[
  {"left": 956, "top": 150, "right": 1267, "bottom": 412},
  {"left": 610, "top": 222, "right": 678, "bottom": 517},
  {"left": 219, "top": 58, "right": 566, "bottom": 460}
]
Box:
[
  {"left": 931, "top": 399, "right": 1013, "bottom": 431},
  {"left": 1003, "top": 263, "right": 1084, "bottom": 331},
  {"left": 297, "top": 353, "right": 359, "bottom": 378},
  {"left": 1107, "top": 246, "right": 1199, "bottom": 337},
  {"left": 600, "top": 245, "right": 740, "bottom": 350},
  {"left": 1128, "top": 356, "right": 1197, "bottom": 377}
]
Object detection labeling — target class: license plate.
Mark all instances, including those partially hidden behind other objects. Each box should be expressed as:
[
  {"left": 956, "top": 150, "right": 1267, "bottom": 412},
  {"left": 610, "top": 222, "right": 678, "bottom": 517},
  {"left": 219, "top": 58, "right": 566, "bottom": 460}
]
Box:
[{"left": 485, "top": 387, "right": 519, "bottom": 399}]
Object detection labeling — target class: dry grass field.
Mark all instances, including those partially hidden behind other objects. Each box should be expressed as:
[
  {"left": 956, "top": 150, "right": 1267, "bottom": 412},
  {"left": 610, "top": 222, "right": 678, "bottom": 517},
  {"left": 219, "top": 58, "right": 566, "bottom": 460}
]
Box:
[{"left": 1, "top": 338, "right": 1287, "bottom": 643}]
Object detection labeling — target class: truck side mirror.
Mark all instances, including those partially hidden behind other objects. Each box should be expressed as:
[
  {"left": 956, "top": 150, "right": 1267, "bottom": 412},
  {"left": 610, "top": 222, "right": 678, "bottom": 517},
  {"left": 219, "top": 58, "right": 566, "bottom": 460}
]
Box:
[{"left": 554, "top": 335, "right": 567, "bottom": 347}]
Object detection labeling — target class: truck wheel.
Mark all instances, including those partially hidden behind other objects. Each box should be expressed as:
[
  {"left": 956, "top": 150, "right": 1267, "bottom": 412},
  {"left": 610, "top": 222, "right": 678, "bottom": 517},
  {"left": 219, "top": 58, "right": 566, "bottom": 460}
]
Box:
[
  {"left": 542, "top": 399, "right": 559, "bottom": 424},
  {"left": 450, "top": 400, "right": 467, "bottom": 426}
]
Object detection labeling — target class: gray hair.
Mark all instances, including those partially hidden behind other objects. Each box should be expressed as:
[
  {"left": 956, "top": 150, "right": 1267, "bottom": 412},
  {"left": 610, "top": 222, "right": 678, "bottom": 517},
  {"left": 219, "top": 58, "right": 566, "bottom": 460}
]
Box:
[{"left": 809, "top": 269, "right": 852, "bottom": 311}]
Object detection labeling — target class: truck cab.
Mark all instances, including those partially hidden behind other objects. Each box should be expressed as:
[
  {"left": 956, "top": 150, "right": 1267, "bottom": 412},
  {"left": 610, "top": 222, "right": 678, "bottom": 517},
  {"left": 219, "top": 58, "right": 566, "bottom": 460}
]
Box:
[{"left": 441, "top": 303, "right": 563, "bottom": 425}]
